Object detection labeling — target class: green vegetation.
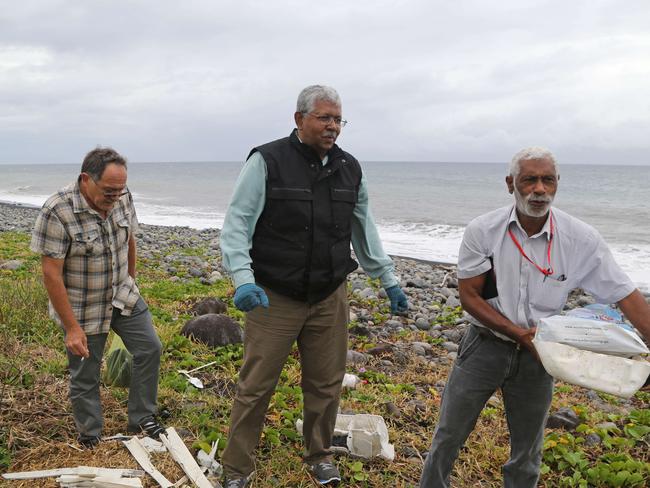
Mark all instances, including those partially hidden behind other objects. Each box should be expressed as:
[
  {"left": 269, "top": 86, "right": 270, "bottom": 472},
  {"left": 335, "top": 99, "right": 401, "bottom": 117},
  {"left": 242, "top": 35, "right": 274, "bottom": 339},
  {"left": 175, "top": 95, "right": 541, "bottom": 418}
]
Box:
[
  {"left": 0, "top": 230, "right": 648, "bottom": 487},
  {"left": 541, "top": 408, "right": 650, "bottom": 487}
]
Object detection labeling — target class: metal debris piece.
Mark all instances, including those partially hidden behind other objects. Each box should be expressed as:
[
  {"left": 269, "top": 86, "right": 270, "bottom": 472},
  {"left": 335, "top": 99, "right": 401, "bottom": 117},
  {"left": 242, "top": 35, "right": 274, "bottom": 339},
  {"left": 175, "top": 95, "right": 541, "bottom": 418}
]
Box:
[
  {"left": 159, "top": 427, "right": 220, "bottom": 488},
  {"left": 123, "top": 436, "right": 173, "bottom": 488},
  {"left": 2, "top": 467, "right": 143, "bottom": 480}
]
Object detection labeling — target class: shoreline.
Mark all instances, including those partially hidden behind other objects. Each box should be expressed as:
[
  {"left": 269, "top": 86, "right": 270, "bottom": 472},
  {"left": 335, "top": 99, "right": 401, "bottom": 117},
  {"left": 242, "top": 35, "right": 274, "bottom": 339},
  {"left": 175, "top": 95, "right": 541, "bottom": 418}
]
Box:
[
  {"left": 0, "top": 199, "right": 40, "bottom": 209},
  {"left": 0, "top": 200, "right": 457, "bottom": 269}
]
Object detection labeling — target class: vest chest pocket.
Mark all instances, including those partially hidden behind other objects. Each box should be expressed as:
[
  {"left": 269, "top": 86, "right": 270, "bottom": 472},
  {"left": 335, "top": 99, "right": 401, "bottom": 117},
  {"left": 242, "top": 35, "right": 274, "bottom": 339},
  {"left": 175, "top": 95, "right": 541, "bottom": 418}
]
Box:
[
  {"left": 70, "top": 229, "right": 104, "bottom": 256},
  {"left": 330, "top": 187, "right": 357, "bottom": 231},
  {"left": 266, "top": 187, "right": 313, "bottom": 232}
]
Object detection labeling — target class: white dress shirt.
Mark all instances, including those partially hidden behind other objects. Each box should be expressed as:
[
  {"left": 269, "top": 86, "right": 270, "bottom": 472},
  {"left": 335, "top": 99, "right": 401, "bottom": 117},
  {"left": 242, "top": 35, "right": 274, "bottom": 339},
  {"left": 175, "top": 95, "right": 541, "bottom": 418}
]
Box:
[{"left": 458, "top": 205, "right": 635, "bottom": 340}]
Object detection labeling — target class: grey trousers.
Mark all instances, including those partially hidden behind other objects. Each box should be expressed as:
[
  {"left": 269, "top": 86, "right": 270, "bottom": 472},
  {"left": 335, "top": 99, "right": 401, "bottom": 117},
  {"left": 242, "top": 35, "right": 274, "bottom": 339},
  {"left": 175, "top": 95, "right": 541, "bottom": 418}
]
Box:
[
  {"left": 420, "top": 326, "right": 554, "bottom": 488},
  {"left": 66, "top": 297, "right": 162, "bottom": 437},
  {"left": 222, "top": 283, "right": 349, "bottom": 478}
]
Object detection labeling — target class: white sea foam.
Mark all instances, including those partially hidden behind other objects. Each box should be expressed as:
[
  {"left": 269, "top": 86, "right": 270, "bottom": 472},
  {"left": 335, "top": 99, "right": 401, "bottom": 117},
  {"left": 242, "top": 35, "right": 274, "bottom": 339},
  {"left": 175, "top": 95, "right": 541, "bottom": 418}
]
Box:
[
  {"left": 3, "top": 189, "right": 650, "bottom": 292},
  {"left": 608, "top": 243, "right": 650, "bottom": 293},
  {"left": 375, "top": 220, "right": 650, "bottom": 293},
  {"left": 375, "top": 221, "right": 464, "bottom": 264},
  {"left": 0, "top": 192, "right": 47, "bottom": 208},
  {"left": 135, "top": 202, "right": 225, "bottom": 230}
]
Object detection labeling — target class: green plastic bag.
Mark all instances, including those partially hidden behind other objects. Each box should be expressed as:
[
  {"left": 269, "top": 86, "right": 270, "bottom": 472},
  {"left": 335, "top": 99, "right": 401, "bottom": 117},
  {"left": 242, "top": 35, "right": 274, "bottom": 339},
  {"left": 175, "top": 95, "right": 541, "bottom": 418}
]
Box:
[{"left": 102, "top": 334, "right": 132, "bottom": 387}]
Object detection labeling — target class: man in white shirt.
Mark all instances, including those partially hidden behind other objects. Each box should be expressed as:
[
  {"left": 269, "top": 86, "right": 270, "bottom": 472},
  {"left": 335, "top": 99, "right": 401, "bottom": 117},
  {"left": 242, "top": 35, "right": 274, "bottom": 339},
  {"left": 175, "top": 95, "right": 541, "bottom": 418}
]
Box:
[{"left": 419, "top": 146, "right": 650, "bottom": 488}]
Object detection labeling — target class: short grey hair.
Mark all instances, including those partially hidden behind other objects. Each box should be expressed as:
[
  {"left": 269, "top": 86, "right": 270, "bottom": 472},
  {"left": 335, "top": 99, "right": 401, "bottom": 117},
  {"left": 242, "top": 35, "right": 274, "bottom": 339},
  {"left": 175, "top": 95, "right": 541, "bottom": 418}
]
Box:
[
  {"left": 296, "top": 85, "right": 341, "bottom": 114},
  {"left": 509, "top": 146, "right": 558, "bottom": 178}
]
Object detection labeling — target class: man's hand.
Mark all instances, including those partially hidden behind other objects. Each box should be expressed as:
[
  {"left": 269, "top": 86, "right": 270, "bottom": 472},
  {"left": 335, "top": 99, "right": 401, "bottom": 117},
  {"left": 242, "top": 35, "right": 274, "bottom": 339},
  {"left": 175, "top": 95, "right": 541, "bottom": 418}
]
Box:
[
  {"left": 514, "top": 327, "right": 540, "bottom": 361},
  {"left": 234, "top": 283, "right": 270, "bottom": 312},
  {"left": 385, "top": 285, "right": 408, "bottom": 315},
  {"left": 65, "top": 325, "right": 89, "bottom": 358}
]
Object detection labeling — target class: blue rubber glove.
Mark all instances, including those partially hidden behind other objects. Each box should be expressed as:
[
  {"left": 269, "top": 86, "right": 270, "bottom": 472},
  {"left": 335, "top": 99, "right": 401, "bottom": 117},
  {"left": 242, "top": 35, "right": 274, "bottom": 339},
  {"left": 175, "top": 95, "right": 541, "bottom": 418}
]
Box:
[
  {"left": 385, "top": 285, "right": 408, "bottom": 315},
  {"left": 233, "top": 283, "right": 270, "bottom": 312}
]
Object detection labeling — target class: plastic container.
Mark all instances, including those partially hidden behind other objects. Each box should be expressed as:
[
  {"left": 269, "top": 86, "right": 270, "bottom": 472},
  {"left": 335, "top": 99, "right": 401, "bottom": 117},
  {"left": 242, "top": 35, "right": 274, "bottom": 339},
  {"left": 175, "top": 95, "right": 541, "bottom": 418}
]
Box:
[
  {"left": 532, "top": 337, "right": 650, "bottom": 398},
  {"left": 296, "top": 413, "right": 395, "bottom": 460}
]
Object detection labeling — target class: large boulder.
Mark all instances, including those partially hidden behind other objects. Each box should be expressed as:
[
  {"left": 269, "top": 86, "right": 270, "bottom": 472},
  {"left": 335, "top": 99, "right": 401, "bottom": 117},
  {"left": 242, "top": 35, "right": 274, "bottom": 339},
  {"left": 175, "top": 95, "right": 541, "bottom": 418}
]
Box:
[
  {"left": 191, "top": 297, "right": 227, "bottom": 316},
  {"left": 181, "top": 314, "right": 243, "bottom": 347}
]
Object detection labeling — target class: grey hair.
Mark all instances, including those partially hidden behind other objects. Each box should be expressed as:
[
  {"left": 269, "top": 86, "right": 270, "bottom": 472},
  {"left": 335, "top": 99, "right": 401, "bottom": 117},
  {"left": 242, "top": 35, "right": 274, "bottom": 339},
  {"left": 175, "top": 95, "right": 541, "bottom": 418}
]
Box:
[
  {"left": 509, "top": 146, "right": 558, "bottom": 178},
  {"left": 296, "top": 85, "right": 341, "bottom": 113},
  {"left": 81, "top": 146, "right": 127, "bottom": 181}
]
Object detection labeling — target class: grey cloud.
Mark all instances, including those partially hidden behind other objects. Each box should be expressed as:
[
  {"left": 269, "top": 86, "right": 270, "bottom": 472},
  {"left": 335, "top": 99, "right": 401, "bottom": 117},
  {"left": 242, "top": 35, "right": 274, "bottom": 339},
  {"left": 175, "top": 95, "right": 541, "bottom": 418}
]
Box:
[{"left": 1, "top": 1, "right": 649, "bottom": 164}]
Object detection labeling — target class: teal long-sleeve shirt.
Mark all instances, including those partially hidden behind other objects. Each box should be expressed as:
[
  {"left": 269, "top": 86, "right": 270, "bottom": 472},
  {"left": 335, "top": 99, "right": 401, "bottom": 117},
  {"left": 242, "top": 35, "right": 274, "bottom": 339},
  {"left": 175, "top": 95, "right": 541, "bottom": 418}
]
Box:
[{"left": 220, "top": 151, "right": 399, "bottom": 290}]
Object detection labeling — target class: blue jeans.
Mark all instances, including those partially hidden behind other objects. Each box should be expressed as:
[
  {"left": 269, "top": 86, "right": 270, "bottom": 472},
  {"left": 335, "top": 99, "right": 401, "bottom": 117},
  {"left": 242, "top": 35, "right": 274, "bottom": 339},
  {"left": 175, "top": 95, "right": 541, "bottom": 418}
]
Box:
[{"left": 420, "top": 326, "right": 554, "bottom": 488}]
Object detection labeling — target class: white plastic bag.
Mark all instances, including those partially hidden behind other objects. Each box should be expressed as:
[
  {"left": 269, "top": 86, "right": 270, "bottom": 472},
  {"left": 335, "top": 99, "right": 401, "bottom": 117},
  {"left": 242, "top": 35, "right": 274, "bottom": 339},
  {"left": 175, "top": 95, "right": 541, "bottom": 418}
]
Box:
[{"left": 536, "top": 314, "right": 648, "bottom": 357}]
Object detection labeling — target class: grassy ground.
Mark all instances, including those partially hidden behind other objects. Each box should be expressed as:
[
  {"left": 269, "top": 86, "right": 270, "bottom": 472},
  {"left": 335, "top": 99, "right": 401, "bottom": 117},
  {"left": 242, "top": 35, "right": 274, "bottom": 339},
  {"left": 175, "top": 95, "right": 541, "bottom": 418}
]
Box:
[{"left": 0, "top": 231, "right": 648, "bottom": 487}]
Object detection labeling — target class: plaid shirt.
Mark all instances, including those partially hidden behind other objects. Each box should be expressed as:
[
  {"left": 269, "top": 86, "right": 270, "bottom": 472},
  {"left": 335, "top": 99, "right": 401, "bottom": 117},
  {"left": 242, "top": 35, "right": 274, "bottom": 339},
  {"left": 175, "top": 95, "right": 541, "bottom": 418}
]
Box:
[{"left": 30, "top": 181, "right": 141, "bottom": 335}]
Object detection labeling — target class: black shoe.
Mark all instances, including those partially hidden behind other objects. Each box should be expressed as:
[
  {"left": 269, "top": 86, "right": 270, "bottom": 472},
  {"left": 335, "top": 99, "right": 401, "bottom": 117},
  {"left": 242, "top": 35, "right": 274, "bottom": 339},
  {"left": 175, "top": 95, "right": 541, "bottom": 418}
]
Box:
[
  {"left": 128, "top": 417, "right": 166, "bottom": 439},
  {"left": 310, "top": 462, "right": 341, "bottom": 486},
  {"left": 225, "top": 476, "right": 251, "bottom": 488},
  {"left": 78, "top": 434, "right": 101, "bottom": 449}
]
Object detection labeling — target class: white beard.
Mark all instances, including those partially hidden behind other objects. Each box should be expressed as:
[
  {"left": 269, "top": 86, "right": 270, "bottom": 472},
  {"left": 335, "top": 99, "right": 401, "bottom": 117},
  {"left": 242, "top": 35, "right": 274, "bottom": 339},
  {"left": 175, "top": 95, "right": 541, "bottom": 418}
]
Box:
[{"left": 514, "top": 187, "right": 554, "bottom": 218}]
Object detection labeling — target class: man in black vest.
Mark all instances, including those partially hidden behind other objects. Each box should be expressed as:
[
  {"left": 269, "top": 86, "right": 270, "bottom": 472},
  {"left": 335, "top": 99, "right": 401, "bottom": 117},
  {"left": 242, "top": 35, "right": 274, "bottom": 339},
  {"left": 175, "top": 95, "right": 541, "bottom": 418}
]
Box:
[{"left": 220, "top": 85, "right": 408, "bottom": 487}]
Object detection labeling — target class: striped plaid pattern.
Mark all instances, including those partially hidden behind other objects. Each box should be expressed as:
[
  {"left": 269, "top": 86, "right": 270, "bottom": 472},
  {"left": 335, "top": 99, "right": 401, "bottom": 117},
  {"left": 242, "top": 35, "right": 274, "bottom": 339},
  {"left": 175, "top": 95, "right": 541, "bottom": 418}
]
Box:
[{"left": 30, "top": 181, "right": 141, "bottom": 335}]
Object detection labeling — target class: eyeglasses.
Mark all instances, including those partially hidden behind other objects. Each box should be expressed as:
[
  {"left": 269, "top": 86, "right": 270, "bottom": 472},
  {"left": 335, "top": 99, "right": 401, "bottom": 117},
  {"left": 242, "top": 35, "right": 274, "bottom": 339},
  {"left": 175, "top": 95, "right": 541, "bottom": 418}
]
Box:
[
  {"left": 102, "top": 189, "right": 129, "bottom": 199},
  {"left": 305, "top": 112, "right": 348, "bottom": 127},
  {"left": 90, "top": 177, "right": 128, "bottom": 199}
]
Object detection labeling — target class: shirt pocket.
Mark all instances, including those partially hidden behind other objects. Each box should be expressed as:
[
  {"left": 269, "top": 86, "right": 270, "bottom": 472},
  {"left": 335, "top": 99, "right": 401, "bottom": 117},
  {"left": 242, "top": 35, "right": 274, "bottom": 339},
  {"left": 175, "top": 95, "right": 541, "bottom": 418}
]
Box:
[
  {"left": 115, "top": 216, "right": 131, "bottom": 247},
  {"left": 70, "top": 229, "right": 104, "bottom": 256},
  {"left": 533, "top": 277, "right": 569, "bottom": 314}
]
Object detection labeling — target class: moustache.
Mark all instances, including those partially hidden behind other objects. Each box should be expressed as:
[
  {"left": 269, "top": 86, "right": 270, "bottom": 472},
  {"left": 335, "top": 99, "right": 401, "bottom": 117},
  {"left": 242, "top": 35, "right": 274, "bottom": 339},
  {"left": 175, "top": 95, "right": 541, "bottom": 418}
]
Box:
[{"left": 527, "top": 196, "right": 552, "bottom": 204}]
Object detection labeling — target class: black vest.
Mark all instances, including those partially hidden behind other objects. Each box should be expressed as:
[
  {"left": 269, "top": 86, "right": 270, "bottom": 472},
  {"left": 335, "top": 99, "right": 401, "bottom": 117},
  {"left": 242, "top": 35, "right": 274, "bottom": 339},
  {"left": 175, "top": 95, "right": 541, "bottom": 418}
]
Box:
[{"left": 250, "top": 130, "right": 362, "bottom": 303}]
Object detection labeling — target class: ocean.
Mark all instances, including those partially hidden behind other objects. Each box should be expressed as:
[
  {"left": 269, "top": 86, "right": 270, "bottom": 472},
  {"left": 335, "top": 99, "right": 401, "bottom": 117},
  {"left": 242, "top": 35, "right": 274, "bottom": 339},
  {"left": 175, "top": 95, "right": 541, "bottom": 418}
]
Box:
[{"left": 2, "top": 161, "right": 650, "bottom": 291}]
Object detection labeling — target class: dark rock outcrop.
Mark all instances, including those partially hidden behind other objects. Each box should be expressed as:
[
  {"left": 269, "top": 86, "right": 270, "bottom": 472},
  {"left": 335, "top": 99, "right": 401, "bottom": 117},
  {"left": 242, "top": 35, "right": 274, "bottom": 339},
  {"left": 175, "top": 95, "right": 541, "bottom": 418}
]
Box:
[
  {"left": 191, "top": 297, "right": 228, "bottom": 316},
  {"left": 181, "top": 313, "right": 243, "bottom": 347}
]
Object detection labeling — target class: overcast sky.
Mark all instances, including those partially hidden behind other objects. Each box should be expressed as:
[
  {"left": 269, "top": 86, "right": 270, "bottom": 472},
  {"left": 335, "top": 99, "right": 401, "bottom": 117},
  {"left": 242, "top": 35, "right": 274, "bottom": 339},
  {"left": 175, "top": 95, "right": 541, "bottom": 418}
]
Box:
[{"left": 2, "top": 0, "right": 650, "bottom": 165}]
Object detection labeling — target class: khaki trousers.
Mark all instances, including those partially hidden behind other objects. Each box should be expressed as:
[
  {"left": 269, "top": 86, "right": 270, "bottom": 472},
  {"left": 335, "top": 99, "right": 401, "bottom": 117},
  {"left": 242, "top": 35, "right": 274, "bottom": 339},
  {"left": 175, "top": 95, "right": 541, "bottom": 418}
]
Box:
[{"left": 222, "top": 283, "right": 349, "bottom": 478}]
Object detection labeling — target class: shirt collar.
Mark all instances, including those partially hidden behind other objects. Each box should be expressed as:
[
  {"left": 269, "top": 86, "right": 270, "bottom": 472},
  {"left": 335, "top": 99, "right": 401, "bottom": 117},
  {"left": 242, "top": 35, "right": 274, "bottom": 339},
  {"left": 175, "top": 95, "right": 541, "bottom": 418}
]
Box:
[
  {"left": 72, "top": 180, "right": 102, "bottom": 217},
  {"left": 295, "top": 132, "right": 329, "bottom": 165},
  {"left": 508, "top": 205, "right": 553, "bottom": 240}
]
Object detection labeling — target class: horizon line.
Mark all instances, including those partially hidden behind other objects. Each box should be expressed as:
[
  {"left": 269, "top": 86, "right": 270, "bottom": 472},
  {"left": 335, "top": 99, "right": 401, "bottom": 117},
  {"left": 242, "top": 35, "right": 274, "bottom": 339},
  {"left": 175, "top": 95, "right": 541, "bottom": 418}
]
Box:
[{"left": 2, "top": 160, "right": 650, "bottom": 167}]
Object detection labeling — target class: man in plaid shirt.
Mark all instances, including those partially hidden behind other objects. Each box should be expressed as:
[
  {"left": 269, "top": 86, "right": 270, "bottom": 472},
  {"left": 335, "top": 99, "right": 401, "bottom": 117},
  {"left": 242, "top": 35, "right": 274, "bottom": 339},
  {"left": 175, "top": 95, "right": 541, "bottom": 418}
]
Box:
[{"left": 30, "top": 147, "right": 164, "bottom": 448}]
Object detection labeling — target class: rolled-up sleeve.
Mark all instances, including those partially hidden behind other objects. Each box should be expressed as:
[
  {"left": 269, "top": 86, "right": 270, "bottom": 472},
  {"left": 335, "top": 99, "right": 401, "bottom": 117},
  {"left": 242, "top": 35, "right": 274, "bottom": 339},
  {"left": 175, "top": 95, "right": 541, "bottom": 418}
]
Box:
[
  {"left": 30, "top": 208, "right": 70, "bottom": 259},
  {"left": 457, "top": 220, "right": 492, "bottom": 279}
]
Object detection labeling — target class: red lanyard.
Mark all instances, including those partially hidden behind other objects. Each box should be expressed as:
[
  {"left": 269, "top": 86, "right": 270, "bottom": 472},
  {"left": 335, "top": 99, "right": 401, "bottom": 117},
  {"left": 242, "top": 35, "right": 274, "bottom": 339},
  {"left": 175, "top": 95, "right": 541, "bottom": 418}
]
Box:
[{"left": 508, "top": 212, "right": 554, "bottom": 277}]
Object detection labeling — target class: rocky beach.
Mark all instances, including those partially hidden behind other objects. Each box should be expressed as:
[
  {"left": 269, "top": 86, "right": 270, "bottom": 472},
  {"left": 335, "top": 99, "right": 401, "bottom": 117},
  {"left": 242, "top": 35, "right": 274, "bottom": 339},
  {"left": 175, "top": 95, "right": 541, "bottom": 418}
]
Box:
[
  {"left": 0, "top": 200, "right": 616, "bottom": 336},
  {"left": 1, "top": 200, "right": 649, "bottom": 487}
]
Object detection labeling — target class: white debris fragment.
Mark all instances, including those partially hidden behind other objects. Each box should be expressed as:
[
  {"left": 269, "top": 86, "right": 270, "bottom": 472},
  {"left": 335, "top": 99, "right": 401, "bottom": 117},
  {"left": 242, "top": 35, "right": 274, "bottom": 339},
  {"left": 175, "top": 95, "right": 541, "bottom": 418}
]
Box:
[{"left": 342, "top": 373, "right": 361, "bottom": 388}]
